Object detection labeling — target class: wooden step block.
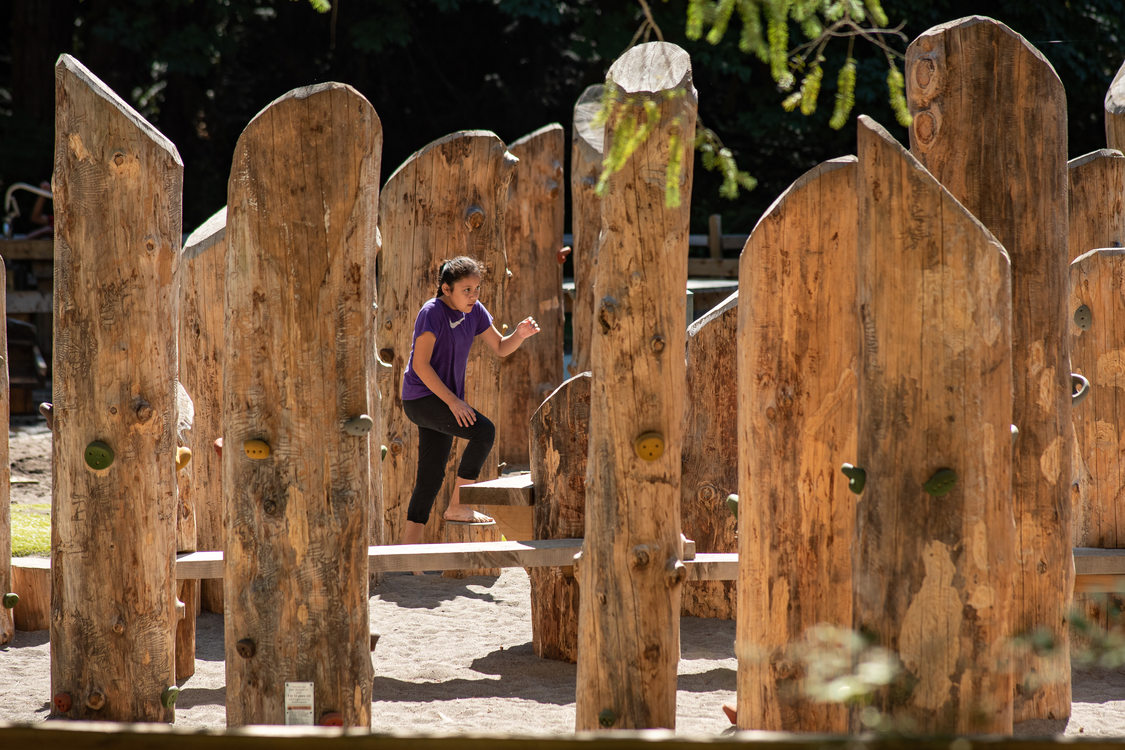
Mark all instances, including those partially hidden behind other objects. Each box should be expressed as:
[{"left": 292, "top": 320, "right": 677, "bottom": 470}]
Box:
[
  {"left": 441, "top": 520, "right": 501, "bottom": 578},
  {"left": 459, "top": 473, "right": 535, "bottom": 506},
  {"left": 479, "top": 505, "right": 534, "bottom": 541},
  {"left": 11, "top": 557, "right": 50, "bottom": 631}
]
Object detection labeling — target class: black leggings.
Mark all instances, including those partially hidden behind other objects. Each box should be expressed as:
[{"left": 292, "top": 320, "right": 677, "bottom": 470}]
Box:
[{"left": 402, "top": 394, "right": 495, "bottom": 524}]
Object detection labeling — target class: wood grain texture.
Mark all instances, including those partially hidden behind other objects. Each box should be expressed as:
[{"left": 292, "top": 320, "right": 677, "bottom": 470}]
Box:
[
  {"left": 497, "top": 125, "right": 566, "bottom": 468},
  {"left": 441, "top": 521, "right": 501, "bottom": 577},
  {"left": 681, "top": 293, "right": 737, "bottom": 620},
  {"left": 1068, "top": 151, "right": 1125, "bottom": 263},
  {"left": 1108, "top": 59, "right": 1125, "bottom": 151},
  {"left": 529, "top": 372, "right": 590, "bottom": 663},
  {"left": 51, "top": 54, "right": 182, "bottom": 722},
  {"left": 0, "top": 266, "right": 9, "bottom": 645},
  {"left": 855, "top": 116, "right": 1014, "bottom": 733},
  {"left": 575, "top": 42, "right": 696, "bottom": 731},
  {"left": 223, "top": 82, "right": 379, "bottom": 728},
  {"left": 377, "top": 131, "right": 516, "bottom": 544},
  {"left": 568, "top": 85, "right": 605, "bottom": 378},
  {"left": 736, "top": 157, "right": 858, "bottom": 732},
  {"left": 11, "top": 557, "right": 50, "bottom": 631},
  {"left": 907, "top": 16, "right": 1072, "bottom": 722},
  {"left": 179, "top": 207, "right": 227, "bottom": 613},
  {"left": 174, "top": 579, "right": 197, "bottom": 681},
  {"left": 460, "top": 474, "right": 535, "bottom": 506}
]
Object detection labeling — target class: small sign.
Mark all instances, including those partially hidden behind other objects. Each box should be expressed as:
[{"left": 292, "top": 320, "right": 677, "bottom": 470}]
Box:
[{"left": 284, "top": 681, "right": 314, "bottom": 725}]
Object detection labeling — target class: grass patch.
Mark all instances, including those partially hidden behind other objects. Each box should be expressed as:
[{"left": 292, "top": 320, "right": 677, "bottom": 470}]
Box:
[{"left": 11, "top": 503, "right": 50, "bottom": 557}]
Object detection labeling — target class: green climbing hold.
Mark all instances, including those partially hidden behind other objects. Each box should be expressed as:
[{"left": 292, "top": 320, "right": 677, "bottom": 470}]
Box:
[
  {"left": 725, "top": 493, "right": 739, "bottom": 520},
  {"left": 923, "top": 467, "right": 957, "bottom": 497},
  {"left": 841, "top": 463, "right": 866, "bottom": 494},
  {"left": 2, "top": 593, "right": 18, "bottom": 609},
  {"left": 598, "top": 708, "right": 617, "bottom": 728},
  {"left": 85, "top": 441, "right": 114, "bottom": 470},
  {"left": 161, "top": 685, "right": 180, "bottom": 708},
  {"left": 381, "top": 444, "right": 388, "bottom": 461}
]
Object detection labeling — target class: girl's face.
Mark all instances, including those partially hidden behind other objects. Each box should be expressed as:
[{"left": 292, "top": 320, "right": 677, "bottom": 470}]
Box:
[{"left": 442, "top": 274, "right": 481, "bottom": 314}]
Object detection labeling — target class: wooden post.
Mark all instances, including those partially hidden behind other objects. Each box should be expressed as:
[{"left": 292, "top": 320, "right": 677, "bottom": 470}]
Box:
[
  {"left": 735, "top": 158, "right": 858, "bottom": 732},
  {"left": 377, "top": 131, "right": 516, "bottom": 544},
  {"left": 707, "top": 214, "right": 722, "bottom": 259},
  {"left": 575, "top": 41, "right": 696, "bottom": 732},
  {"left": 223, "top": 82, "right": 379, "bottom": 728},
  {"left": 497, "top": 124, "right": 566, "bottom": 469},
  {"left": 1108, "top": 60, "right": 1125, "bottom": 151},
  {"left": 855, "top": 115, "right": 1014, "bottom": 733},
  {"left": 681, "top": 293, "right": 737, "bottom": 620},
  {"left": 528, "top": 372, "right": 590, "bottom": 662},
  {"left": 1068, "top": 151, "right": 1125, "bottom": 263},
  {"left": 568, "top": 84, "right": 605, "bottom": 377},
  {"left": 51, "top": 54, "right": 182, "bottom": 722},
  {"left": 907, "top": 16, "right": 1071, "bottom": 722},
  {"left": 179, "top": 207, "right": 227, "bottom": 614},
  {"left": 0, "top": 265, "right": 10, "bottom": 646}
]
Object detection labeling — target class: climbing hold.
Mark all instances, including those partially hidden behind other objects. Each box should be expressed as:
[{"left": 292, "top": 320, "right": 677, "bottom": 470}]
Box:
[
  {"left": 633, "top": 432, "right": 665, "bottom": 461},
  {"left": 665, "top": 558, "right": 687, "bottom": 587},
  {"left": 243, "top": 439, "right": 270, "bottom": 460},
  {"left": 176, "top": 447, "right": 192, "bottom": 471},
  {"left": 649, "top": 334, "right": 666, "bottom": 354},
  {"left": 2, "top": 593, "right": 18, "bottom": 609},
  {"left": 85, "top": 441, "right": 114, "bottom": 471},
  {"left": 319, "top": 711, "right": 344, "bottom": 726},
  {"left": 380, "top": 444, "right": 388, "bottom": 461},
  {"left": 923, "top": 467, "right": 958, "bottom": 497},
  {"left": 370, "top": 633, "right": 381, "bottom": 652},
  {"left": 214, "top": 437, "right": 223, "bottom": 457},
  {"left": 1072, "top": 373, "right": 1090, "bottom": 406},
  {"left": 464, "top": 205, "right": 485, "bottom": 230},
  {"left": 557, "top": 246, "right": 572, "bottom": 264},
  {"left": 598, "top": 708, "right": 617, "bottom": 728},
  {"left": 85, "top": 691, "right": 106, "bottom": 711},
  {"left": 161, "top": 686, "right": 180, "bottom": 708},
  {"left": 53, "top": 692, "right": 72, "bottom": 714},
  {"left": 1011, "top": 424, "right": 1019, "bottom": 447},
  {"left": 235, "top": 638, "right": 257, "bottom": 659},
  {"left": 841, "top": 464, "right": 866, "bottom": 494},
  {"left": 631, "top": 545, "right": 651, "bottom": 569},
  {"left": 344, "top": 414, "right": 374, "bottom": 436},
  {"left": 501, "top": 323, "right": 509, "bottom": 334},
  {"left": 1074, "top": 304, "right": 1093, "bottom": 331},
  {"left": 725, "top": 494, "right": 739, "bottom": 520}
]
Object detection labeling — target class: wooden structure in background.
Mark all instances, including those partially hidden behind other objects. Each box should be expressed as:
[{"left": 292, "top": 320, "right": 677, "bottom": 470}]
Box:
[
  {"left": 576, "top": 41, "right": 696, "bottom": 732},
  {"left": 10, "top": 557, "right": 50, "bottom": 631},
  {"left": 0, "top": 268, "right": 10, "bottom": 646},
  {"left": 1108, "top": 60, "right": 1125, "bottom": 150},
  {"left": 51, "top": 54, "right": 183, "bottom": 722},
  {"left": 907, "top": 16, "right": 1071, "bottom": 722},
  {"left": 529, "top": 372, "right": 590, "bottom": 663},
  {"left": 567, "top": 84, "right": 604, "bottom": 377},
  {"left": 681, "top": 293, "right": 737, "bottom": 620},
  {"left": 855, "top": 116, "right": 1014, "bottom": 733},
  {"left": 223, "top": 82, "right": 379, "bottom": 728},
  {"left": 377, "top": 131, "right": 516, "bottom": 544},
  {"left": 442, "top": 520, "right": 501, "bottom": 577},
  {"left": 736, "top": 157, "right": 858, "bottom": 732},
  {"left": 497, "top": 124, "right": 566, "bottom": 469}
]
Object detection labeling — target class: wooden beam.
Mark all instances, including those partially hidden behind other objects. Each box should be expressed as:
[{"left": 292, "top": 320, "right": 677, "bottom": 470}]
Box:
[
  {"left": 460, "top": 473, "right": 535, "bottom": 506},
  {"left": 0, "top": 239, "right": 53, "bottom": 260},
  {"left": 1074, "top": 547, "right": 1125, "bottom": 575}
]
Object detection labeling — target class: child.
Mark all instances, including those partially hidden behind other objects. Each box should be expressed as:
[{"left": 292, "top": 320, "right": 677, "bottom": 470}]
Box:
[{"left": 400, "top": 256, "right": 540, "bottom": 545}]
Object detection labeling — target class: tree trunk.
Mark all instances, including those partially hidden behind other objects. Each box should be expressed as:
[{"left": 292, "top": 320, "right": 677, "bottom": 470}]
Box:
[
  {"left": 497, "top": 124, "right": 566, "bottom": 469},
  {"left": 568, "top": 85, "right": 605, "bottom": 377},
  {"left": 1068, "top": 151, "right": 1125, "bottom": 264},
  {"left": 529, "top": 372, "right": 590, "bottom": 663},
  {"left": 223, "top": 82, "right": 379, "bottom": 728},
  {"left": 681, "top": 293, "right": 738, "bottom": 620},
  {"left": 575, "top": 41, "right": 696, "bottom": 732},
  {"left": 907, "top": 17, "right": 1072, "bottom": 722},
  {"left": 51, "top": 54, "right": 182, "bottom": 722},
  {"left": 736, "top": 157, "right": 857, "bottom": 732},
  {"left": 1107, "top": 60, "right": 1125, "bottom": 151}
]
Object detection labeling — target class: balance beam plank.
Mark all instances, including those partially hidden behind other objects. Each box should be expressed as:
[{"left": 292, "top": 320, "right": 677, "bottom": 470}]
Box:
[
  {"left": 1073, "top": 547, "right": 1125, "bottom": 575},
  {"left": 460, "top": 473, "right": 535, "bottom": 506}
]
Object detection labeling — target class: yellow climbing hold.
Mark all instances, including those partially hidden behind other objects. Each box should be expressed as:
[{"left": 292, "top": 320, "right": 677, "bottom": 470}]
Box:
[
  {"left": 176, "top": 446, "right": 193, "bottom": 471},
  {"left": 243, "top": 439, "right": 271, "bottom": 460}
]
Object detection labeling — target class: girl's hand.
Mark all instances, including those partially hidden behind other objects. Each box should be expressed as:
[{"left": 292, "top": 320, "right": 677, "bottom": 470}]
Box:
[
  {"left": 448, "top": 398, "right": 477, "bottom": 427},
  {"left": 515, "top": 316, "right": 541, "bottom": 339}
]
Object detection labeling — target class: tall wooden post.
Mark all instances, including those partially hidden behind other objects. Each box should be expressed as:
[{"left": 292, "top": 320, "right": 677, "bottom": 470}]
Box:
[
  {"left": 497, "top": 124, "right": 566, "bottom": 469},
  {"left": 223, "top": 83, "right": 379, "bottom": 728},
  {"left": 681, "top": 293, "right": 738, "bottom": 620},
  {"left": 568, "top": 84, "right": 605, "bottom": 377},
  {"left": 907, "top": 16, "right": 1071, "bottom": 722},
  {"left": 0, "top": 268, "right": 11, "bottom": 646},
  {"left": 51, "top": 54, "right": 182, "bottom": 722},
  {"left": 854, "top": 115, "right": 1014, "bottom": 734},
  {"left": 736, "top": 157, "right": 857, "bottom": 732},
  {"left": 575, "top": 41, "right": 696, "bottom": 732},
  {"left": 377, "top": 132, "right": 515, "bottom": 544},
  {"left": 1068, "top": 151, "right": 1125, "bottom": 264},
  {"left": 529, "top": 372, "right": 590, "bottom": 662},
  {"left": 1108, "top": 60, "right": 1125, "bottom": 151},
  {"left": 179, "top": 207, "right": 227, "bottom": 614}
]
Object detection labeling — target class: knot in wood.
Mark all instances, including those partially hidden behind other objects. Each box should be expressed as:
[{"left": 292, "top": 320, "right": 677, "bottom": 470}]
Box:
[
  {"left": 696, "top": 483, "right": 718, "bottom": 503},
  {"left": 649, "top": 334, "right": 665, "bottom": 355},
  {"left": 112, "top": 617, "right": 125, "bottom": 635},
  {"left": 597, "top": 591, "right": 607, "bottom": 605},
  {"left": 664, "top": 557, "right": 686, "bottom": 587},
  {"left": 263, "top": 498, "right": 278, "bottom": 515},
  {"left": 631, "top": 544, "right": 651, "bottom": 568},
  {"left": 378, "top": 347, "right": 394, "bottom": 363},
  {"left": 133, "top": 398, "right": 154, "bottom": 423},
  {"left": 597, "top": 296, "right": 619, "bottom": 334},
  {"left": 85, "top": 691, "right": 106, "bottom": 711},
  {"left": 912, "top": 57, "right": 937, "bottom": 92},
  {"left": 383, "top": 319, "right": 393, "bottom": 330},
  {"left": 464, "top": 205, "right": 486, "bottom": 231},
  {"left": 113, "top": 152, "right": 125, "bottom": 166},
  {"left": 912, "top": 110, "right": 939, "bottom": 147},
  {"left": 235, "top": 638, "right": 257, "bottom": 659},
  {"left": 390, "top": 439, "right": 404, "bottom": 455}
]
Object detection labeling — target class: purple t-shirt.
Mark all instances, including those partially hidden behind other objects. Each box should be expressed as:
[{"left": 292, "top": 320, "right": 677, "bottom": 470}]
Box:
[{"left": 401, "top": 297, "right": 493, "bottom": 401}]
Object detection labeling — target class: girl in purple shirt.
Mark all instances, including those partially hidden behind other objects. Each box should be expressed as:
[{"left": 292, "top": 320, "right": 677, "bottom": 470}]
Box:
[{"left": 400, "top": 256, "right": 540, "bottom": 545}]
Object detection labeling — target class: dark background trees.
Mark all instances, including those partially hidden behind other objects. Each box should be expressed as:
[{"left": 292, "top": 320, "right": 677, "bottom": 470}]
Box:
[{"left": 1, "top": 0, "right": 1122, "bottom": 236}]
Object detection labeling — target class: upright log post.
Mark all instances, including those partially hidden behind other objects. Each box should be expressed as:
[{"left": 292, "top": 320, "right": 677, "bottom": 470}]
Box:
[
  {"left": 497, "top": 124, "right": 566, "bottom": 469},
  {"left": 568, "top": 85, "right": 605, "bottom": 377},
  {"left": 681, "top": 293, "right": 738, "bottom": 620},
  {"left": 528, "top": 372, "right": 590, "bottom": 662},
  {"left": 51, "top": 54, "right": 182, "bottom": 722},
  {"left": 179, "top": 207, "right": 227, "bottom": 614},
  {"left": 223, "top": 83, "right": 379, "bottom": 728},
  {"left": 736, "top": 158, "right": 858, "bottom": 732},
  {"left": 377, "top": 132, "right": 516, "bottom": 543},
  {"left": 0, "top": 267, "right": 11, "bottom": 646},
  {"left": 1068, "top": 151, "right": 1125, "bottom": 264},
  {"left": 854, "top": 115, "right": 1014, "bottom": 734},
  {"left": 907, "top": 17, "right": 1071, "bottom": 722},
  {"left": 575, "top": 41, "right": 696, "bottom": 731},
  {"left": 1108, "top": 60, "right": 1125, "bottom": 151}
]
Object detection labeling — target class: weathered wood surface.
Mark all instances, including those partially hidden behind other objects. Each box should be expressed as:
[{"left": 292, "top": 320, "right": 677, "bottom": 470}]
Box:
[
  {"left": 224, "top": 82, "right": 379, "bottom": 728},
  {"left": 1068, "top": 150, "right": 1124, "bottom": 263},
  {"left": 529, "top": 372, "right": 590, "bottom": 663},
  {"left": 460, "top": 474, "right": 535, "bottom": 506},
  {"left": 11, "top": 557, "right": 50, "bottom": 631},
  {"left": 1108, "top": 59, "right": 1125, "bottom": 151},
  {"left": 179, "top": 207, "right": 227, "bottom": 613},
  {"left": 576, "top": 42, "right": 696, "bottom": 731},
  {"left": 377, "top": 131, "right": 516, "bottom": 544},
  {"left": 497, "top": 125, "right": 566, "bottom": 468},
  {"left": 681, "top": 293, "right": 737, "bottom": 620},
  {"left": 0, "top": 265, "right": 10, "bottom": 645},
  {"left": 174, "top": 580, "right": 197, "bottom": 681},
  {"left": 51, "top": 54, "right": 182, "bottom": 722},
  {"left": 442, "top": 521, "right": 501, "bottom": 577},
  {"left": 855, "top": 116, "right": 1014, "bottom": 733},
  {"left": 567, "top": 84, "right": 605, "bottom": 377},
  {"left": 736, "top": 157, "right": 858, "bottom": 733},
  {"left": 479, "top": 505, "right": 534, "bottom": 541},
  {"left": 907, "top": 16, "right": 1071, "bottom": 722}
]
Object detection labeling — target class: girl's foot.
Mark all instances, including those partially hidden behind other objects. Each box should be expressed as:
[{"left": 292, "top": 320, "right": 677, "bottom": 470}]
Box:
[{"left": 442, "top": 508, "right": 494, "bottom": 524}]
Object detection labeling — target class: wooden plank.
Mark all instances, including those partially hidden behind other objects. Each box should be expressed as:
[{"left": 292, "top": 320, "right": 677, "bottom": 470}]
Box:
[
  {"left": 6, "top": 290, "right": 52, "bottom": 314},
  {"left": 52, "top": 53, "right": 182, "bottom": 723},
  {"left": 1074, "top": 547, "right": 1125, "bottom": 575},
  {"left": 460, "top": 473, "right": 535, "bottom": 506},
  {"left": 480, "top": 505, "right": 534, "bottom": 542},
  {"left": 567, "top": 85, "right": 604, "bottom": 377},
  {"left": 907, "top": 16, "right": 1071, "bottom": 723},
  {"left": 1108, "top": 59, "right": 1125, "bottom": 151},
  {"left": 576, "top": 41, "right": 696, "bottom": 732},
  {"left": 10, "top": 557, "right": 50, "bottom": 631},
  {"left": 0, "top": 239, "right": 53, "bottom": 260},
  {"left": 224, "top": 82, "right": 379, "bottom": 728},
  {"left": 687, "top": 257, "right": 739, "bottom": 278}
]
